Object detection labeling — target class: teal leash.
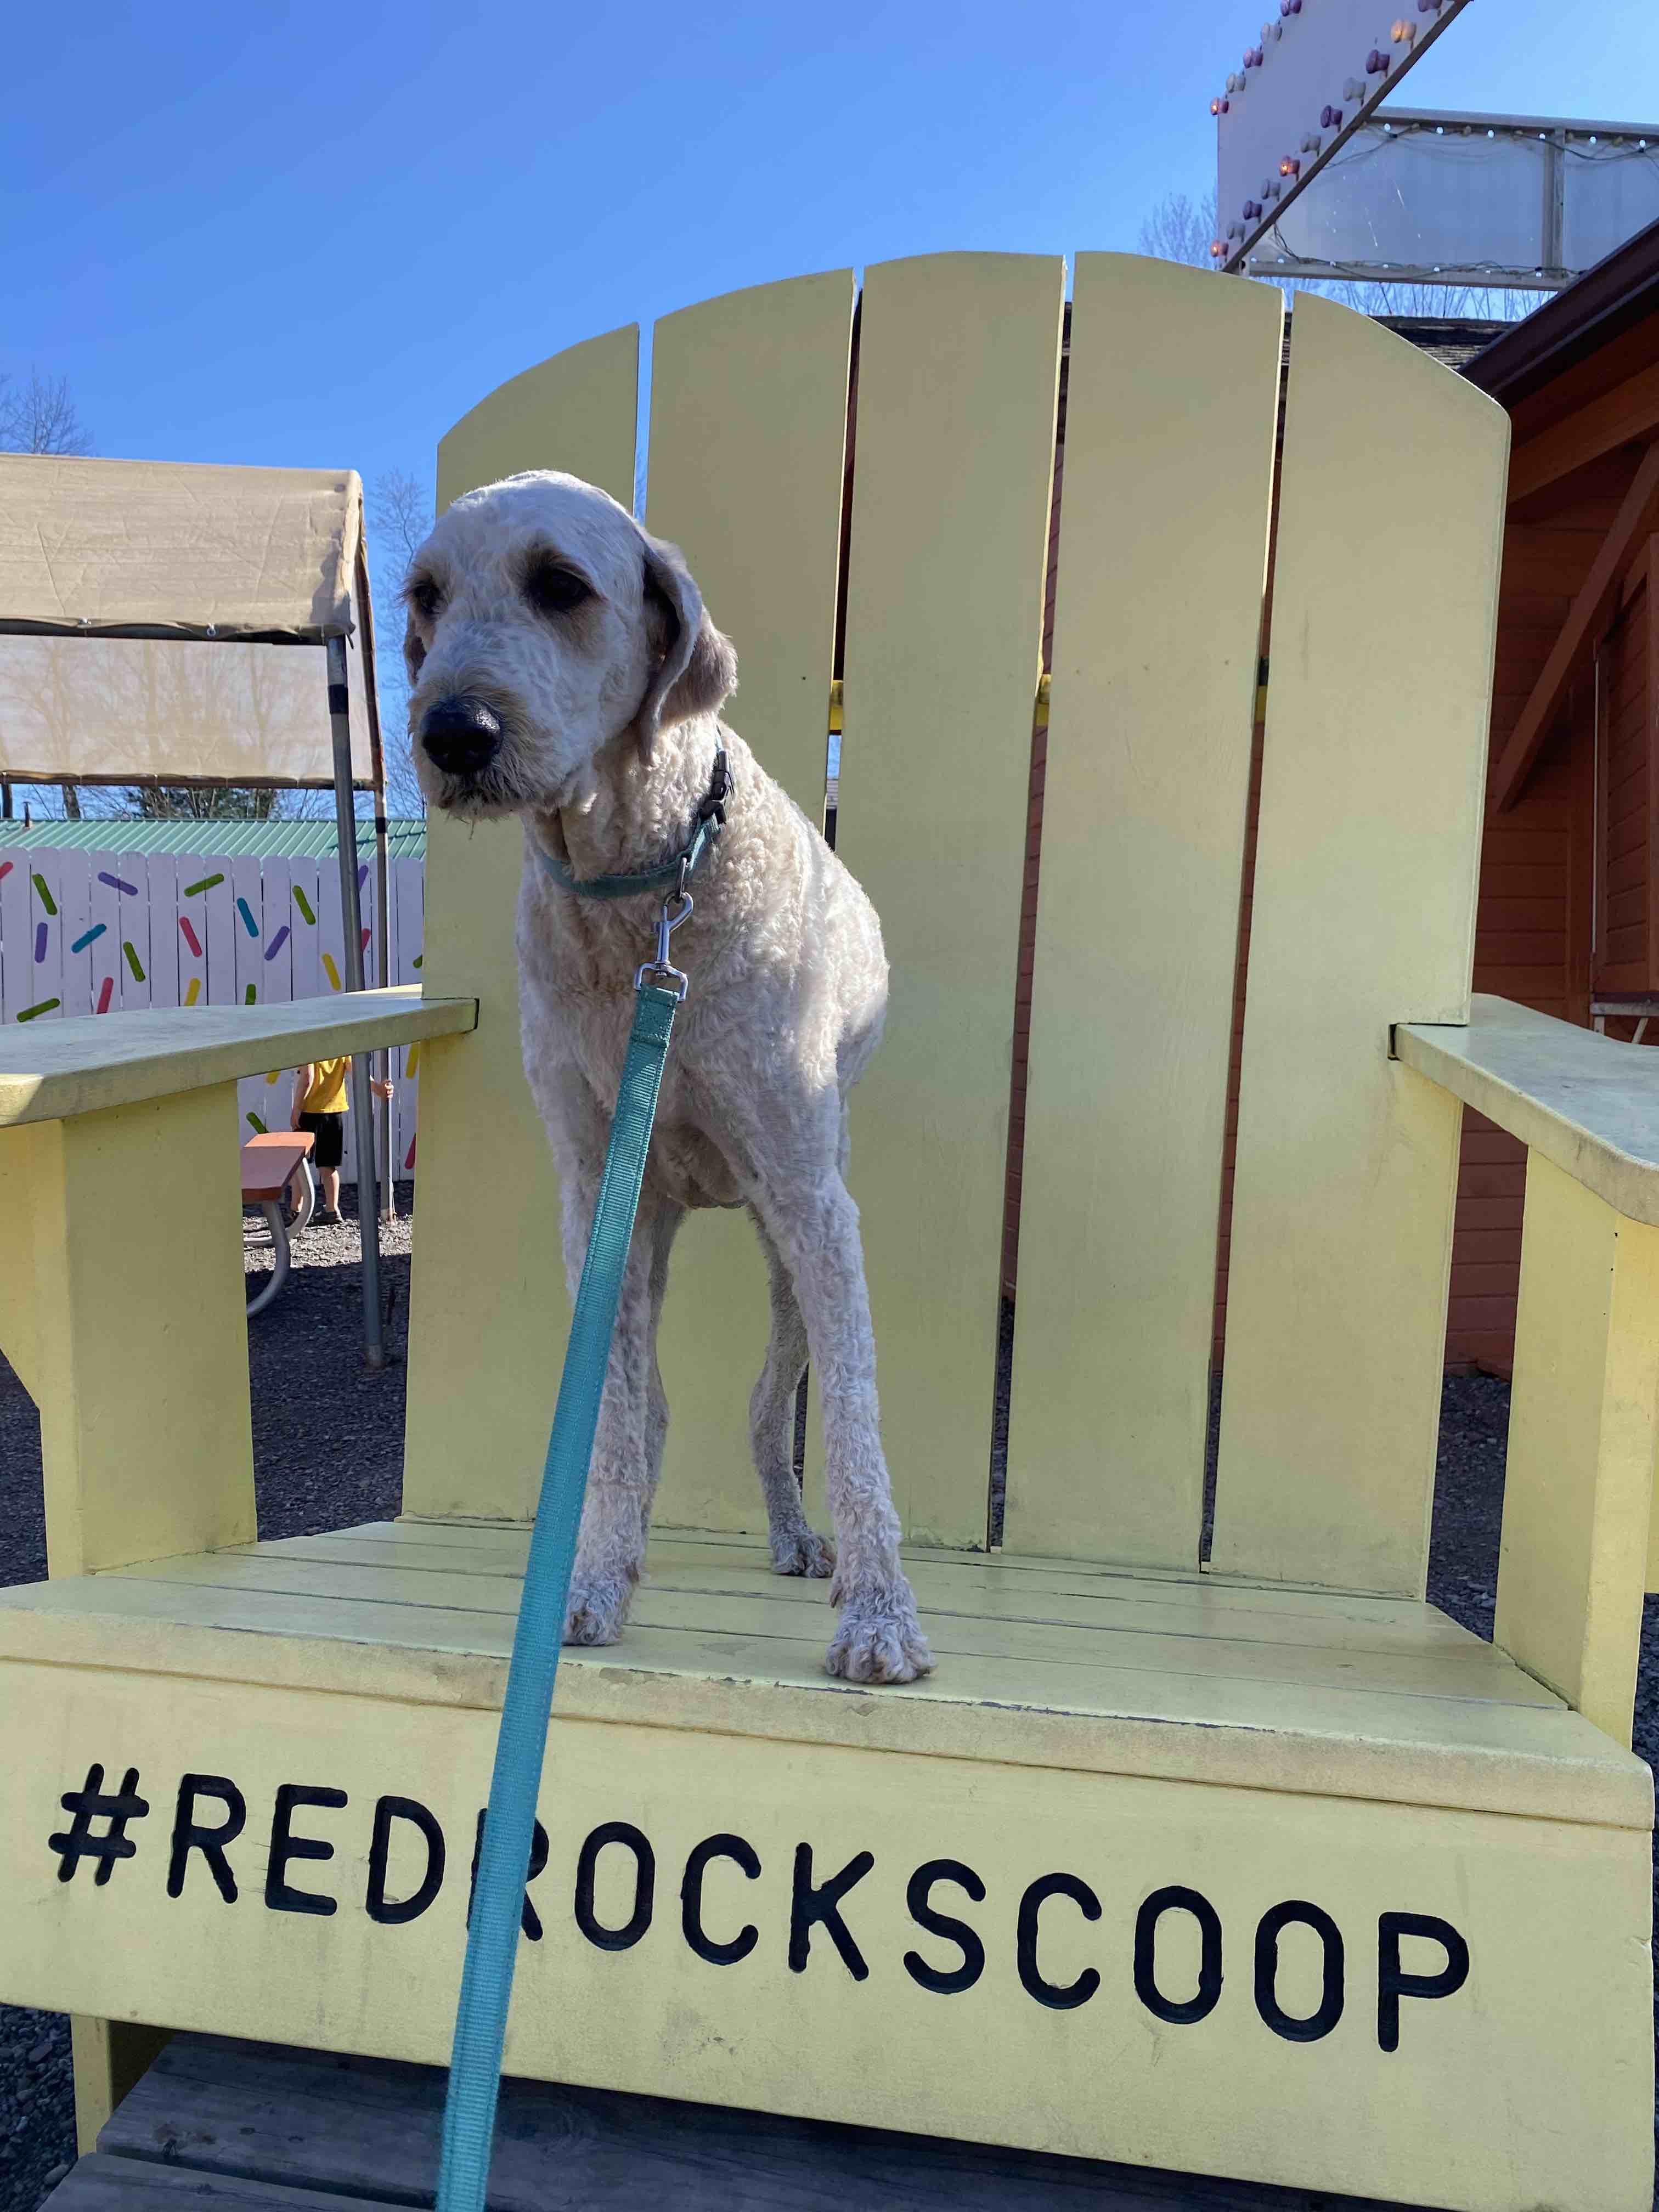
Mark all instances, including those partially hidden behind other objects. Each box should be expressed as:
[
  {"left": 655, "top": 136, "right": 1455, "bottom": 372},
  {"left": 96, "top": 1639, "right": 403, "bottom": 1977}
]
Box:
[{"left": 436, "top": 883, "right": 697, "bottom": 2212}]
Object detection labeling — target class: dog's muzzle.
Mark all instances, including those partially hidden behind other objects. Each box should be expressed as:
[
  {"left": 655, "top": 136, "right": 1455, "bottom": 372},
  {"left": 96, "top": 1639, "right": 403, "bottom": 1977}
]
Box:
[{"left": 421, "top": 695, "right": 503, "bottom": 778}]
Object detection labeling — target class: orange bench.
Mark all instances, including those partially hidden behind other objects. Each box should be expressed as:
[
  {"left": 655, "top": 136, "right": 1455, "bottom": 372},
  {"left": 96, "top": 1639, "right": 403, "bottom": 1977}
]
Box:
[{"left": 240, "top": 1130, "right": 315, "bottom": 1314}]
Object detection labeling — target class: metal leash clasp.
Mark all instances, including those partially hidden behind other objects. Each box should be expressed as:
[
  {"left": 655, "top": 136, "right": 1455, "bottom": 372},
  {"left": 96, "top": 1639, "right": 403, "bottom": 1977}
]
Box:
[{"left": 635, "top": 884, "right": 693, "bottom": 1001}]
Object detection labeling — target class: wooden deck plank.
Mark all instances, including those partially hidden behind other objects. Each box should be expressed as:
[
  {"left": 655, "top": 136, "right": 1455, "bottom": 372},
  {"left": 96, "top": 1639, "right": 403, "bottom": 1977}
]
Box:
[
  {"left": 92, "top": 2034, "right": 1404, "bottom": 2212},
  {"left": 107, "top": 1553, "right": 1549, "bottom": 1700},
  {"left": 235, "top": 1533, "right": 1490, "bottom": 1654},
  {"left": 388, "top": 1516, "right": 1498, "bottom": 1625},
  {"left": 0, "top": 1566, "right": 1574, "bottom": 1726},
  {"left": 408, "top": 1514, "right": 1370, "bottom": 1586},
  {"left": 50, "top": 2153, "right": 408, "bottom": 2212},
  {"left": 5, "top": 1532, "right": 1645, "bottom": 1831},
  {"left": 0, "top": 1602, "right": 1640, "bottom": 1829}
]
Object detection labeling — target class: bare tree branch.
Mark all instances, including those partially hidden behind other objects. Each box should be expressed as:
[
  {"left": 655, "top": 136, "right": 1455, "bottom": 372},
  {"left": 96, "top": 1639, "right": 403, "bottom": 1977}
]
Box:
[
  {"left": 370, "top": 469, "right": 433, "bottom": 579},
  {"left": 0, "top": 367, "right": 94, "bottom": 456},
  {"left": 1138, "top": 191, "right": 1220, "bottom": 270},
  {"left": 1137, "top": 188, "right": 1547, "bottom": 325},
  {"left": 368, "top": 470, "right": 435, "bottom": 817}
]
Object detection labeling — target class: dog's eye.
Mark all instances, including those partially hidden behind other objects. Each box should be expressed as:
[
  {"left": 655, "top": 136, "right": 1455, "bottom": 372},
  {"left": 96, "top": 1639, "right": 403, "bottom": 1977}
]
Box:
[
  {"left": 408, "top": 576, "right": 442, "bottom": 623},
  {"left": 524, "top": 560, "right": 593, "bottom": 618}
]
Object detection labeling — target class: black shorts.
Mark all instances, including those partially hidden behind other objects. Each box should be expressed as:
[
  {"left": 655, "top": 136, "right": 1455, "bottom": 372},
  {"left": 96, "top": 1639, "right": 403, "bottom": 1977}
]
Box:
[{"left": 297, "top": 1111, "right": 345, "bottom": 1170}]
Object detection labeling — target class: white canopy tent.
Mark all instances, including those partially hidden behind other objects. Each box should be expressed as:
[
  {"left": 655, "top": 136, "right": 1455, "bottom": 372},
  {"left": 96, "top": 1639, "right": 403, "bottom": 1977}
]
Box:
[
  {"left": 0, "top": 455, "right": 394, "bottom": 1360},
  {"left": 0, "top": 456, "right": 379, "bottom": 786}
]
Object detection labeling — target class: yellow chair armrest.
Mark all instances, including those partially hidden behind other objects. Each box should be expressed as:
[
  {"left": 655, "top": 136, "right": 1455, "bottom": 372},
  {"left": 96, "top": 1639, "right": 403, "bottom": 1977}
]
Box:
[
  {"left": 1395, "top": 995, "right": 1659, "bottom": 1224},
  {"left": 0, "top": 988, "right": 477, "bottom": 1127}
]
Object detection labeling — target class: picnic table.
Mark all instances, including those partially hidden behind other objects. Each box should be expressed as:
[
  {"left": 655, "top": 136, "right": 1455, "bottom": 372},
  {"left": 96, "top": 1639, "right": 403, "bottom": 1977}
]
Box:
[{"left": 240, "top": 1129, "right": 315, "bottom": 1316}]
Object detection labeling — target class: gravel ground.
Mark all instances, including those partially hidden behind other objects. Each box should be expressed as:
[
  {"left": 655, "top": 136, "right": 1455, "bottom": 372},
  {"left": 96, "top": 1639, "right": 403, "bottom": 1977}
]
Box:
[{"left": 0, "top": 1248, "right": 1655, "bottom": 2208}]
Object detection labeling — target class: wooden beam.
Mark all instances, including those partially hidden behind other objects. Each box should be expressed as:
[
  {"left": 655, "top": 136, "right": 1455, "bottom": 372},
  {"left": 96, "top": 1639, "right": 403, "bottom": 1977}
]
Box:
[
  {"left": 1646, "top": 539, "right": 1659, "bottom": 990},
  {"left": 1509, "top": 358, "right": 1659, "bottom": 505},
  {"left": 97, "top": 2032, "right": 1418, "bottom": 2212},
  {"left": 1490, "top": 441, "right": 1659, "bottom": 815}
]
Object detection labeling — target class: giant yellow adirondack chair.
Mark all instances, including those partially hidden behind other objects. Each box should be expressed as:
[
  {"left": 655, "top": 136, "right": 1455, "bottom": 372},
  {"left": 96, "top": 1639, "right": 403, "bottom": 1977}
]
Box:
[{"left": 1, "top": 255, "right": 1656, "bottom": 2212}]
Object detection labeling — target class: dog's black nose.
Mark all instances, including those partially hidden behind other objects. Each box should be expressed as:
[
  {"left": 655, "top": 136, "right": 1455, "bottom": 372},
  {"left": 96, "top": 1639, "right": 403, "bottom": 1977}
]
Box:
[{"left": 422, "top": 696, "right": 502, "bottom": 776}]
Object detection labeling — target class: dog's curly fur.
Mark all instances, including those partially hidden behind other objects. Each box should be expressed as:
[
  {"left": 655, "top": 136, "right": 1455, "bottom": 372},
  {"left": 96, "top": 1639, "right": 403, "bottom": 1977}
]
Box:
[{"left": 403, "top": 471, "right": 931, "bottom": 1685}]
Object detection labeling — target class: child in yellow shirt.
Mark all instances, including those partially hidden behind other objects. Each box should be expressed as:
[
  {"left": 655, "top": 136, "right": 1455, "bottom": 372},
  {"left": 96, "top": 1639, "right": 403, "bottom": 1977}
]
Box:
[{"left": 290, "top": 1057, "right": 393, "bottom": 1225}]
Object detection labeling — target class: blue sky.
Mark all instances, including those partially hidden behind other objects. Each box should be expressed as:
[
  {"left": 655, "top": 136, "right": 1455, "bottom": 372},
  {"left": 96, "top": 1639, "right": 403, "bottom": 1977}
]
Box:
[{"left": 7, "top": 0, "right": 1657, "bottom": 523}]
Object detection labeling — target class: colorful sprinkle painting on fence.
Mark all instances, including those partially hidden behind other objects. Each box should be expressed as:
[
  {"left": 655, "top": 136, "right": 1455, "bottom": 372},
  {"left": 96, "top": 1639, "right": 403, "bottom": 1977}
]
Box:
[{"left": 3, "top": 844, "right": 424, "bottom": 1182}]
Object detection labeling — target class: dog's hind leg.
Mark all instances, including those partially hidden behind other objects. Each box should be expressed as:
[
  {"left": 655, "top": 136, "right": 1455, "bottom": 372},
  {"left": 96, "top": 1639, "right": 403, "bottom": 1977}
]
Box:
[
  {"left": 749, "top": 1211, "right": 834, "bottom": 1578},
  {"left": 748, "top": 1171, "right": 931, "bottom": 1684},
  {"left": 641, "top": 1197, "right": 684, "bottom": 1528}
]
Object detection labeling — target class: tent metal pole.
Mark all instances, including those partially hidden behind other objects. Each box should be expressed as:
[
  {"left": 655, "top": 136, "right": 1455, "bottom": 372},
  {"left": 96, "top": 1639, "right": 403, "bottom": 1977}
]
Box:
[
  {"left": 328, "top": 634, "right": 385, "bottom": 1371},
  {"left": 375, "top": 803, "right": 392, "bottom": 1222},
  {"left": 356, "top": 540, "right": 395, "bottom": 1224}
]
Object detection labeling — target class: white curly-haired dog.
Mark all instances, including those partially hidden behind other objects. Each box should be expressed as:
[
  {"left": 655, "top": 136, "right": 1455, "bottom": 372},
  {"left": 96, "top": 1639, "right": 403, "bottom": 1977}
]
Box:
[{"left": 403, "top": 471, "right": 932, "bottom": 1686}]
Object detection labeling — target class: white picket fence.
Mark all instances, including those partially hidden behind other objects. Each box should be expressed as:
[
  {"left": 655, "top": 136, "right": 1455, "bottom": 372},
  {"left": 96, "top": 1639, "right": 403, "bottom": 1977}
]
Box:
[{"left": 0, "top": 845, "right": 426, "bottom": 1185}]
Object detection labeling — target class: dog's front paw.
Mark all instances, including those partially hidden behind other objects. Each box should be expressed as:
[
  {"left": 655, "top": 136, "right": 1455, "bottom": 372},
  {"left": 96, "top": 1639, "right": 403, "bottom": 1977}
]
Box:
[
  {"left": 563, "top": 1575, "right": 633, "bottom": 1646},
  {"left": 825, "top": 1579, "right": 933, "bottom": 1685},
  {"left": 770, "top": 1522, "right": 836, "bottom": 1579}
]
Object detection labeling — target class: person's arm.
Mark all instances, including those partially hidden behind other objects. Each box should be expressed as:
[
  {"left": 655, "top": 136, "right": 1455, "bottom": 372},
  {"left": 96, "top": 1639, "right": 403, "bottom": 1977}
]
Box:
[
  {"left": 342, "top": 1051, "right": 394, "bottom": 1105},
  {"left": 291, "top": 1065, "right": 314, "bottom": 1130}
]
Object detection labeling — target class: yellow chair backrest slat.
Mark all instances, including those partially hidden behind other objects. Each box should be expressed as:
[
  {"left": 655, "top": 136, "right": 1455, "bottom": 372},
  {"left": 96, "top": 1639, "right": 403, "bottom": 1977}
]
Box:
[
  {"left": 1209, "top": 296, "right": 1508, "bottom": 1596},
  {"left": 1004, "top": 254, "right": 1282, "bottom": 1568},
  {"left": 645, "top": 269, "right": 856, "bottom": 1535},
  {"left": 405, "top": 326, "right": 639, "bottom": 1520},
  {"left": 833, "top": 251, "right": 1064, "bottom": 1548}
]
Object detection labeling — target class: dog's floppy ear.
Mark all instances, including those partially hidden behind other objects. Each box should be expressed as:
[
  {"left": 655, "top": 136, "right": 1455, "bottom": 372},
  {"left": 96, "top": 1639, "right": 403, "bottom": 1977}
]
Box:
[
  {"left": 634, "top": 532, "right": 737, "bottom": 761},
  {"left": 402, "top": 607, "right": 427, "bottom": 686}
]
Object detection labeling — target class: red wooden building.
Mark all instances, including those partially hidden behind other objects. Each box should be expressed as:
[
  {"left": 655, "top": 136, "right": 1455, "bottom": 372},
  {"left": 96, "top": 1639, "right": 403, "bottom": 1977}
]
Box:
[{"left": 1452, "top": 218, "right": 1659, "bottom": 1369}]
